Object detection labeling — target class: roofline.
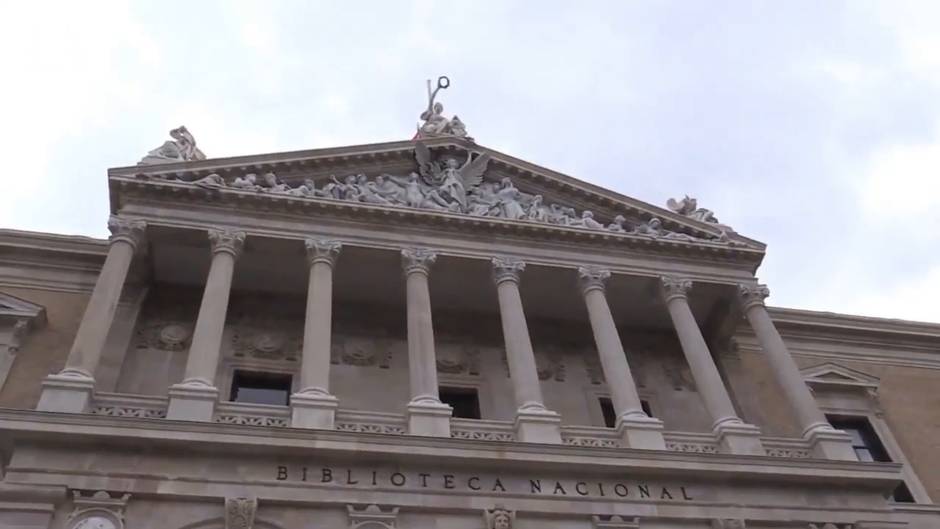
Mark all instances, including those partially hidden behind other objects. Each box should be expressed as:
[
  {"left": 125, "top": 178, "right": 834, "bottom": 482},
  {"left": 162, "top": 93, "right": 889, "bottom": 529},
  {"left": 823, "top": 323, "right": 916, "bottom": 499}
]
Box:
[{"left": 767, "top": 305, "right": 940, "bottom": 340}]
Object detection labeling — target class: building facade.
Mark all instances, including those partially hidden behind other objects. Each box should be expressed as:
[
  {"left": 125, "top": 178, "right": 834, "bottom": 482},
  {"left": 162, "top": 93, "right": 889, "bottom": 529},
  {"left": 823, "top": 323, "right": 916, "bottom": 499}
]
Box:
[{"left": 1, "top": 115, "right": 939, "bottom": 528}]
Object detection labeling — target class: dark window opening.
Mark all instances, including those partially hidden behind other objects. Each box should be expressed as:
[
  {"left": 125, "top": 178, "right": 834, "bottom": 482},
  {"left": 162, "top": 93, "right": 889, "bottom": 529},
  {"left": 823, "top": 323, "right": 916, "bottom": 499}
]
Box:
[
  {"left": 230, "top": 370, "right": 292, "bottom": 406},
  {"left": 827, "top": 415, "right": 890, "bottom": 462},
  {"left": 892, "top": 482, "right": 915, "bottom": 503},
  {"left": 599, "top": 397, "right": 653, "bottom": 428},
  {"left": 440, "top": 386, "right": 481, "bottom": 419}
]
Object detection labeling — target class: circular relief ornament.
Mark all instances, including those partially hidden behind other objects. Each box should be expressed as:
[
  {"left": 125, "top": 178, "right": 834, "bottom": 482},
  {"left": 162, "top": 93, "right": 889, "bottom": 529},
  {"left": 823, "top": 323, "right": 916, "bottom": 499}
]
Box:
[
  {"left": 158, "top": 323, "right": 190, "bottom": 350},
  {"left": 252, "top": 332, "right": 285, "bottom": 358},
  {"left": 71, "top": 514, "right": 121, "bottom": 529}
]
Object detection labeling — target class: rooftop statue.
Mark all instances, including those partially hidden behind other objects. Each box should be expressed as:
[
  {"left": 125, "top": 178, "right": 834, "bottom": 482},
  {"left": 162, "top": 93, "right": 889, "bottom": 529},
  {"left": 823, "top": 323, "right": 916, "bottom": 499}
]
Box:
[
  {"left": 666, "top": 195, "right": 720, "bottom": 224},
  {"left": 138, "top": 126, "right": 207, "bottom": 165},
  {"left": 416, "top": 76, "right": 473, "bottom": 141}
]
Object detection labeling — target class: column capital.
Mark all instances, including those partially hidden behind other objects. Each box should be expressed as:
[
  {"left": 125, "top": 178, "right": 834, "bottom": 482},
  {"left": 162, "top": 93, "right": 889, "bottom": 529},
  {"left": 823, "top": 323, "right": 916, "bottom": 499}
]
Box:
[
  {"left": 107, "top": 216, "right": 147, "bottom": 250},
  {"left": 577, "top": 266, "right": 611, "bottom": 293},
  {"left": 660, "top": 276, "right": 693, "bottom": 302},
  {"left": 492, "top": 256, "right": 526, "bottom": 285},
  {"left": 402, "top": 247, "right": 437, "bottom": 275},
  {"left": 208, "top": 229, "right": 246, "bottom": 257},
  {"left": 305, "top": 239, "right": 342, "bottom": 267},
  {"left": 738, "top": 283, "right": 770, "bottom": 310}
]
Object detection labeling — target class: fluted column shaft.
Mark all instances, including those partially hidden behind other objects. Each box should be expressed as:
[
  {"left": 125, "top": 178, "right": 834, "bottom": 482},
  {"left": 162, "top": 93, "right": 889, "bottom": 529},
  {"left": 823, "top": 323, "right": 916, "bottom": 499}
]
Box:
[
  {"left": 578, "top": 267, "right": 646, "bottom": 420},
  {"left": 661, "top": 277, "right": 740, "bottom": 428},
  {"left": 63, "top": 216, "right": 146, "bottom": 378},
  {"left": 739, "top": 284, "right": 829, "bottom": 435},
  {"left": 180, "top": 229, "right": 245, "bottom": 386},
  {"left": 298, "top": 240, "right": 341, "bottom": 394},
  {"left": 402, "top": 248, "right": 442, "bottom": 404},
  {"left": 492, "top": 258, "right": 545, "bottom": 411}
]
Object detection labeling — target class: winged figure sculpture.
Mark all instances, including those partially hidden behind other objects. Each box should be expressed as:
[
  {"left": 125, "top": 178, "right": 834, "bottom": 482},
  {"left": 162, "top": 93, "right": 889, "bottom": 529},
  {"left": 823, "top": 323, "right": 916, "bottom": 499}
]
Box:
[{"left": 414, "top": 141, "right": 490, "bottom": 210}]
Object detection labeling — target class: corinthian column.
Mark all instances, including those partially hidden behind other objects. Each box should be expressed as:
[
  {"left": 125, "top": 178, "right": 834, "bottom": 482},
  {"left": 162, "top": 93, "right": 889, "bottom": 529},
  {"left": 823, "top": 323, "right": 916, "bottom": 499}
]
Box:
[
  {"left": 739, "top": 283, "right": 856, "bottom": 460},
  {"left": 492, "top": 257, "right": 561, "bottom": 443},
  {"left": 291, "top": 239, "right": 341, "bottom": 429},
  {"left": 167, "top": 229, "right": 245, "bottom": 422},
  {"left": 578, "top": 266, "right": 665, "bottom": 449},
  {"left": 37, "top": 216, "right": 146, "bottom": 413},
  {"left": 402, "top": 248, "right": 452, "bottom": 436},
  {"left": 660, "top": 276, "right": 764, "bottom": 455}
]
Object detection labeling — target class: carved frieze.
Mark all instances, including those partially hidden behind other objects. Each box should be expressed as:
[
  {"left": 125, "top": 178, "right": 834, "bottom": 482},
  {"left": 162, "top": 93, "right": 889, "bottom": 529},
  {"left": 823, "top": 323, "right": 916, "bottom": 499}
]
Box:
[
  {"left": 231, "top": 327, "right": 300, "bottom": 362},
  {"left": 436, "top": 342, "right": 480, "bottom": 375},
  {"left": 136, "top": 320, "right": 192, "bottom": 351}
]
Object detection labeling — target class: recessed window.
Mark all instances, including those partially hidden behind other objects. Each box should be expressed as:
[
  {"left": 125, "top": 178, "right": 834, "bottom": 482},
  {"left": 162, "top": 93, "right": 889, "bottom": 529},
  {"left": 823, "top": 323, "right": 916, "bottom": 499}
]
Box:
[
  {"left": 599, "top": 397, "right": 654, "bottom": 428},
  {"left": 827, "top": 415, "right": 915, "bottom": 503},
  {"left": 230, "top": 370, "right": 292, "bottom": 406},
  {"left": 440, "top": 386, "right": 481, "bottom": 419}
]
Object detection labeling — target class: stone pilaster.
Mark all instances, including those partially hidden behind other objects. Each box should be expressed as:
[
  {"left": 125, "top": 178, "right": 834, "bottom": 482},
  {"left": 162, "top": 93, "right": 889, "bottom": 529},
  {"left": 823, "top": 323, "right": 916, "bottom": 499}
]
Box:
[
  {"left": 291, "top": 239, "right": 341, "bottom": 429},
  {"left": 37, "top": 216, "right": 146, "bottom": 413},
  {"left": 493, "top": 256, "right": 561, "bottom": 443},
  {"left": 660, "top": 276, "right": 763, "bottom": 455},
  {"left": 578, "top": 266, "right": 665, "bottom": 449},
  {"left": 167, "top": 229, "right": 245, "bottom": 422},
  {"left": 739, "top": 283, "right": 856, "bottom": 460},
  {"left": 402, "top": 248, "right": 452, "bottom": 436}
]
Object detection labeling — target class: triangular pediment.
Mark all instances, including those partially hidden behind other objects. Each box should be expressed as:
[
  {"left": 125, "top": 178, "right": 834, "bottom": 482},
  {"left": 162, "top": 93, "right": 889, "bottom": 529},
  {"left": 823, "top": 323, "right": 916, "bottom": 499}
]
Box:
[
  {"left": 801, "top": 362, "right": 880, "bottom": 389},
  {"left": 111, "top": 137, "right": 765, "bottom": 255},
  {"left": 0, "top": 292, "right": 46, "bottom": 328}
]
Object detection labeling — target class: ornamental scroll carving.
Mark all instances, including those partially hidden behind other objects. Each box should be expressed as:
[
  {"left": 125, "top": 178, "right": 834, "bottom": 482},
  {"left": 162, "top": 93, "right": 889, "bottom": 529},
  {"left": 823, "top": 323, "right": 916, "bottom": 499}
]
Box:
[
  {"left": 348, "top": 504, "right": 399, "bottom": 529},
  {"left": 225, "top": 496, "right": 257, "bottom": 529}
]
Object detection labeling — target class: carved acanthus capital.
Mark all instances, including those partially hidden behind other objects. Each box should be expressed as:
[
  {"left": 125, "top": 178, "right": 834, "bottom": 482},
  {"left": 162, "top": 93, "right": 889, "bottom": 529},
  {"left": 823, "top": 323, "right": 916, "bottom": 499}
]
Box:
[
  {"left": 208, "top": 229, "right": 246, "bottom": 257},
  {"left": 660, "top": 276, "right": 693, "bottom": 303},
  {"left": 578, "top": 266, "right": 611, "bottom": 293},
  {"left": 492, "top": 256, "right": 525, "bottom": 285},
  {"left": 305, "top": 239, "right": 342, "bottom": 267},
  {"left": 738, "top": 283, "right": 770, "bottom": 310},
  {"left": 402, "top": 247, "right": 437, "bottom": 275},
  {"left": 225, "top": 496, "right": 257, "bottom": 529},
  {"left": 107, "top": 216, "right": 147, "bottom": 251}
]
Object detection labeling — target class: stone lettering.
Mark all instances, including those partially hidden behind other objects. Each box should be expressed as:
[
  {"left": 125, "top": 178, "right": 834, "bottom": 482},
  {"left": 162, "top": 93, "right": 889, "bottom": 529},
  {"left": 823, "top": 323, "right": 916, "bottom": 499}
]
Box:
[
  {"left": 322, "top": 468, "right": 333, "bottom": 483},
  {"left": 468, "top": 477, "right": 481, "bottom": 490},
  {"left": 301, "top": 467, "right": 308, "bottom": 482},
  {"left": 530, "top": 479, "right": 541, "bottom": 493},
  {"left": 638, "top": 485, "right": 650, "bottom": 498},
  {"left": 492, "top": 478, "right": 506, "bottom": 492},
  {"left": 443, "top": 474, "right": 455, "bottom": 489},
  {"left": 614, "top": 484, "right": 628, "bottom": 497},
  {"left": 276, "top": 466, "right": 288, "bottom": 481},
  {"left": 419, "top": 473, "right": 431, "bottom": 487},
  {"left": 681, "top": 486, "right": 693, "bottom": 500},
  {"left": 597, "top": 483, "right": 606, "bottom": 497},
  {"left": 575, "top": 482, "right": 588, "bottom": 496},
  {"left": 391, "top": 472, "right": 407, "bottom": 486},
  {"left": 553, "top": 481, "right": 567, "bottom": 495},
  {"left": 346, "top": 469, "right": 359, "bottom": 485},
  {"left": 660, "top": 487, "right": 673, "bottom": 499}
]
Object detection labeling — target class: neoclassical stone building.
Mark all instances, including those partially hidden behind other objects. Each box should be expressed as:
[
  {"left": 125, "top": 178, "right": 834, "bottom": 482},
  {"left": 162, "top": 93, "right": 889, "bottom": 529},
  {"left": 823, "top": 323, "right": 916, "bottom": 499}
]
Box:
[{"left": 1, "top": 107, "right": 939, "bottom": 528}]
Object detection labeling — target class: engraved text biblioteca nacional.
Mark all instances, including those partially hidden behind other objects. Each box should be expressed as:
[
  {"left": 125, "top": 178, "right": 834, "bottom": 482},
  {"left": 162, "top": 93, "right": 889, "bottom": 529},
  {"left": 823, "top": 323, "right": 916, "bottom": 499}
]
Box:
[{"left": 274, "top": 465, "right": 695, "bottom": 501}]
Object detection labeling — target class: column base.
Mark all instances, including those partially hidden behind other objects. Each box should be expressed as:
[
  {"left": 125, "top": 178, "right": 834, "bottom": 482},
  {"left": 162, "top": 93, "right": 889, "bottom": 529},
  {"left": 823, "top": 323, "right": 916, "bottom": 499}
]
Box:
[
  {"left": 407, "top": 398, "right": 452, "bottom": 437},
  {"left": 290, "top": 389, "right": 339, "bottom": 429},
  {"left": 36, "top": 370, "right": 95, "bottom": 413},
  {"left": 714, "top": 420, "right": 765, "bottom": 455},
  {"left": 616, "top": 414, "right": 666, "bottom": 449},
  {"left": 805, "top": 424, "right": 858, "bottom": 461},
  {"left": 166, "top": 381, "right": 219, "bottom": 422},
  {"left": 515, "top": 404, "right": 562, "bottom": 444}
]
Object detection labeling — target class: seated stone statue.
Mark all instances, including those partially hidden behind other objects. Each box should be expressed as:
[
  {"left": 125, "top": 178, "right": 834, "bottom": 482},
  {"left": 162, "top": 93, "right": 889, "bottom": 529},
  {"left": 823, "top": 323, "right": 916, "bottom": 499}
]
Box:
[{"left": 138, "top": 126, "right": 206, "bottom": 165}]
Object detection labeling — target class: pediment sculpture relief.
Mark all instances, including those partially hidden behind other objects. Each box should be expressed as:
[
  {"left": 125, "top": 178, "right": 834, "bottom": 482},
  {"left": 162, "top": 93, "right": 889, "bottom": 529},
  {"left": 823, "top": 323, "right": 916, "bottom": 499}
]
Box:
[
  {"left": 143, "top": 147, "right": 743, "bottom": 246},
  {"left": 138, "top": 125, "right": 206, "bottom": 165}
]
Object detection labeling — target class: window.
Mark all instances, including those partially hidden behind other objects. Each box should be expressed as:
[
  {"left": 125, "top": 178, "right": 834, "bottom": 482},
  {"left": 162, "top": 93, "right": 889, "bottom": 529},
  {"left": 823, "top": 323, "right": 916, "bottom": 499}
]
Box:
[
  {"left": 230, "top": 370, "right": 292, "bottom": 406},
  {"left": 827, "top": 415, "right": 914, "bottom": 503},
  {"left": 440, "top": 386, "right": 481, "bottom": 419},
  {"left": 599, "top": 397, "right": 653, "bottom": 428}
]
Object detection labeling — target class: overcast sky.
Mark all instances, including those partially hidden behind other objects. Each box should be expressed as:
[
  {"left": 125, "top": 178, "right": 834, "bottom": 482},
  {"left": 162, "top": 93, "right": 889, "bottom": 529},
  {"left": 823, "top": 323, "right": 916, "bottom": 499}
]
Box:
[{"left": 1, "top": 1, "right": 938, "bottom": 323}]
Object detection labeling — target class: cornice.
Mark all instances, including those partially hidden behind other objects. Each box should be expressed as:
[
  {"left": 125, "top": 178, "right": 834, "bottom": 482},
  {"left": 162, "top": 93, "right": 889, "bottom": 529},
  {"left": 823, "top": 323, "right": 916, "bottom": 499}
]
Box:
[
  {"left": 108, "top": 137, "right": 765, "bottom": 251},
  {"left": 0, "top": 229, "right": 107, "bottom": 256},
  {"left": 110, "top": 176, "right": 766, "bottom": 270},
  {"left": 0, "top": 409, "right": 903, "bottom": 486},
  {"left": 767, "top": 306, "right": 940, "bottom": 340}
]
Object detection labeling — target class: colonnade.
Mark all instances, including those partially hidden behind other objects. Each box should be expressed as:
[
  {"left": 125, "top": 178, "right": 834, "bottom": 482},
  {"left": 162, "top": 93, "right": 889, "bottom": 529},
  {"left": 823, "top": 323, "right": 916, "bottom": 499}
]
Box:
[{"left": 37, "top": 218, "right": 856, "bottom": 458}]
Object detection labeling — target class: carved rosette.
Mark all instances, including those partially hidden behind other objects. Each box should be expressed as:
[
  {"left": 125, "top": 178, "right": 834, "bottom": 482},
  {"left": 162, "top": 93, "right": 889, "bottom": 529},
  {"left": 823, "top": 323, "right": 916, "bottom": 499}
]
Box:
[
  {"left": 208, "top": 229, "right": 246, "bottom": 257},
  {"left": 660, "top": 276, "right": 693, "bottom": 303},
  {"left": 225, "top": 497, "right": 257, "bottom": 529},
  {"left": 578, "top": 266, "right": 611, "bottom": 294},
  {"left": 738, "top": 283, "right": 770, "bottom": 311},
  {"left": 107, "top": 216, "right": 147, "bottom": 251},
  {"left": 492, "top": 256, "right": 525, "bottom": 285},
  {"left": 402, "top": 247, "right": 437, "bottom": 276},
  {"left": 136, "top": 320, "right": 192, "bottom": 351},
  {"left": 306, "top": 239, "right": 342, "bottom": 268}
]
